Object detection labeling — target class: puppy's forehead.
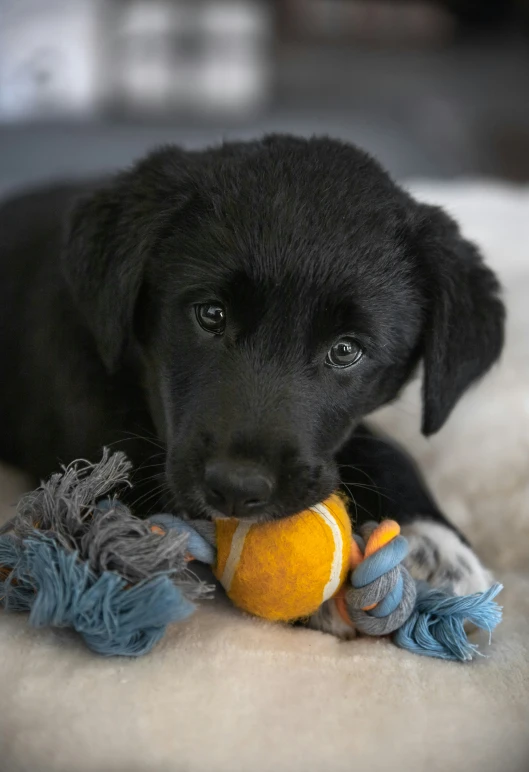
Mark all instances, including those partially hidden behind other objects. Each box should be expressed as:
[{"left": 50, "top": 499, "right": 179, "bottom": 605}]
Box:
[
  {"left": 209, "top": 149, "right": 409, "bottom": 242},
  {"left": 172, "top": 139, "right": 421, "bottom": 335},
  {"left": 184, "top": 190, "right": 415, "bottom": 298},
  {"left": 188, "top": 140, "right": 416, "bottom": 284}
]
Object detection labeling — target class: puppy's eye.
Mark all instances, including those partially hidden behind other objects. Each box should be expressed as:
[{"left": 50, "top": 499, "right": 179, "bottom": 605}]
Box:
[
  {"left": 195, "top": 303, "right": 226, "bottom": 335},
  {"left": 326, "top": 337, "right": 363, "bottom": 369}
]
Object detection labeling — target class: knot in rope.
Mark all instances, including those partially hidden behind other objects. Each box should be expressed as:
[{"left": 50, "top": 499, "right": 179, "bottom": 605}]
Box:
[{"left": 339, "top": 520, "right": 417, "bottom": 636}]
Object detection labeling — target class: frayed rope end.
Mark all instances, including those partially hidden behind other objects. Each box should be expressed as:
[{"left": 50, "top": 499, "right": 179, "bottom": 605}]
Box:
[
  {"left": 393, "top": 582, "right": 504, "bottom": 662},
  {"left": 0, "top": 533, "right": 199, "bottom": 657}
]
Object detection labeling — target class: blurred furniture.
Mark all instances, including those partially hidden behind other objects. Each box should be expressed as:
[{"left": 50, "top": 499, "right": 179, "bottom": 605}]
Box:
[
  {"left": 112, "top": 0, "right": 272, "bottom": 116},
  {"left": 0, "top": 0, "right": 273, "bottom": 121}
]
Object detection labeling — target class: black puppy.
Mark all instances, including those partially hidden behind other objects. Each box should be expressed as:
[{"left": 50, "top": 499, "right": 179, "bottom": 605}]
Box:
[{"left": 0, "top": 135, "right": 504, "bottom": 635}]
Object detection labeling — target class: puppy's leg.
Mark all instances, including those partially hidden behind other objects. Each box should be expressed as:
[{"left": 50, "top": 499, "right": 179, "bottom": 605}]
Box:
[
  {"left": 307, "top": 424, "right": 492, "bottom": 638},
  {"left": 400, "top": 520, "right": 493, "bottom": 596},
  {"left": 304, "top": 597, "right": 357, "bottom": 639}
]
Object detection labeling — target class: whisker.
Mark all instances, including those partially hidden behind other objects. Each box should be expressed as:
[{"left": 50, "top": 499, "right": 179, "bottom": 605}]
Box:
[
  {"left": 337, "top": 463, "right": 383, "bottom": 489},
  {"left": 341, "top": 481, "right": 394, "bottom": 504},
  {"left": 119, "top": 430, "right": 166, "bottom": 450},
  {"left": 338, "top": 464, "right": 394, "bottom": 502},
  {"left": 131, "top": 471, "right": 166, "bottom": 486},
  {"left": 102, "top": 436, "right": 143, "bottom": 450},
  {"left": 338, "top": 482, "right": 358, "bottom": 523},
  {"left": 340, "top": 482, "right": 374, "bottom": 523},
  {"left": 132, "top": 460, "right": 166, "bottom": 476},
  {"left": 130, "top": 483, "right": 168, "bottom": 512}
]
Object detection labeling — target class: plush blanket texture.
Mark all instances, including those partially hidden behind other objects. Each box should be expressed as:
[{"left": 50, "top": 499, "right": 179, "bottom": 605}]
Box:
[{"left": 1, "top": 182, "right": 528, "bottom": 772}]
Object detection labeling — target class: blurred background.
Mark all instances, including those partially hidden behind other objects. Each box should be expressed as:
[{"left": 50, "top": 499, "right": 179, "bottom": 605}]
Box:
[{"left": 1, "top": 0, "right": 529, "bottom": 191}]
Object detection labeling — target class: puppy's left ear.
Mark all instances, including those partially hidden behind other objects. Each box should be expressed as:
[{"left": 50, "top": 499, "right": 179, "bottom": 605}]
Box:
[
  {"left": 416, "top": 204, "right": 505, "bottom": 436},
  {"left": 63, "top": 148, "right": 194, "bottom": 371}
]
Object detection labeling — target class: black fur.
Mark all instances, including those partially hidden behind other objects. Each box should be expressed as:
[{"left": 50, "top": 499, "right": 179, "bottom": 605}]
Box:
[{"left": 0, "top": 135, "right": 505, "bottom": 525}]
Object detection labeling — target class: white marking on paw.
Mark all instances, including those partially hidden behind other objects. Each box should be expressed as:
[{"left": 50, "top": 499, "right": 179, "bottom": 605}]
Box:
[
  {"left": 307, "top": 519, "right": 494, "bottom": 639},
  {"left": 401, "top": 520, "right": 494, "bottom": 597}
]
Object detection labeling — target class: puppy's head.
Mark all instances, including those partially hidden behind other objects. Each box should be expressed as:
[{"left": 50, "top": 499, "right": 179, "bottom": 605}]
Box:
[{"left": 63, "top": 136, "right": 504, "bottom": 519}]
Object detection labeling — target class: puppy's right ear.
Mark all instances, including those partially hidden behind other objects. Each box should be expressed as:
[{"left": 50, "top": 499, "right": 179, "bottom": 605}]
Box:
[
  {"left": 415, "top": 204, "right": 505, "bottom": 435},
  {"left": 63, "top": 149, "right": 193, "bottom": 371}
]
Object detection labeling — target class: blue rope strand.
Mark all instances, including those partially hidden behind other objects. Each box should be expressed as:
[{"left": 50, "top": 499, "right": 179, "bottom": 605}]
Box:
[
  {"left": 0, "top": 533, "right": 195, "bottom": 656},
  {"left": 351, "top": 535, "right": 408, "bottom": 587},
  {"left": 348, "top": 526, "right": 504, "bottom": 661},
  {"left": 393, "top": 582, "right": 504, "bottom": 661},
  {"left": 149, "top": 514, "right": 215, "bottom": 565}
]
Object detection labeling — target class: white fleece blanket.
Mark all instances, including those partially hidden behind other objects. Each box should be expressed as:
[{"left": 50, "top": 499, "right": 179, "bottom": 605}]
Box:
[{"left": 1, "top": 182, "right": 529, "bottom": 772}]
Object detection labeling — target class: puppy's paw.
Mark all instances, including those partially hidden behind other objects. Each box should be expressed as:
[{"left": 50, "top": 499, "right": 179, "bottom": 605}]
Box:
[
  {"left": 306, "top": 519, "right": 493, "bottom": 639},
  {"left": 401, "top": 519, "right": 494, "bottom": 597},
  {"left": 305, "top": 600, "right": 356, "bottom": 640}
]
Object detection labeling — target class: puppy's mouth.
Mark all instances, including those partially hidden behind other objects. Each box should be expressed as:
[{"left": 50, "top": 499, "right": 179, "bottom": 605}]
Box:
[
  {"left": 168, "top": 454, "right": 340, "bottom": 523},
  {"left": 181, "top": 489, "right": 286, "bottom": 523},
  {"left": 176, "top": 480, "right": 338, "bottom": 524}
]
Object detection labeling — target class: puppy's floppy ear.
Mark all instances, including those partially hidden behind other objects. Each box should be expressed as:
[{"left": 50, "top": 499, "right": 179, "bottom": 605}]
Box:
[
  {"left": 63, "top": 149, "right": 193, "bottom": 371},
  {"left": 416, "top": 204, "right": 505, "bottom": 436}
]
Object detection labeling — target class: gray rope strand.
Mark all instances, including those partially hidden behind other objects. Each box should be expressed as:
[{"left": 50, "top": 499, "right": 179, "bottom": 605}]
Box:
[
  {"left": 345, "top": 566, "right": 417, "bottom": 636},
  {"left": 344, "top": 520, "right": 417, "bottom": 636}
]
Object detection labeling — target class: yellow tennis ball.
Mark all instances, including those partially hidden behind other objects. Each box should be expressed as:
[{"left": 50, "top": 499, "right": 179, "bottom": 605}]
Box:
[{"left": 212, "top": 494, "right": 352, "bottom": 622}]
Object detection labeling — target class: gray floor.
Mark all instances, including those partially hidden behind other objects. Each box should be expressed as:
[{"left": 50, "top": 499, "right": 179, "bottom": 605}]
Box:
[{"left": 1, "top": 32, "right": 529, "bottom": 193}]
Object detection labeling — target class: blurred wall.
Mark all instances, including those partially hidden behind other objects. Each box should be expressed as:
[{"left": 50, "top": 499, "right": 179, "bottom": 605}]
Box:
[
  {"left": 2, "top": 0, "right": 528, "bottom": 123},
  {"left": 1, "top": 0, "right": 529, "bottom": 184}
]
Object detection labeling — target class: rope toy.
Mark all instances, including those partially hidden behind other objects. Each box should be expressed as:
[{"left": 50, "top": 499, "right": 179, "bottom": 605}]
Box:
[
  {"left": 333, "top": 520, "right": 503, "bottom": 660},
  {"left": 0, "top": 450, "right": 502, "bottom": 659}
]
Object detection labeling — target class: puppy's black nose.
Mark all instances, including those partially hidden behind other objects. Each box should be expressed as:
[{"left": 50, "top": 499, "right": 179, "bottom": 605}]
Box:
[{"left": 204, "top": 459, "right": 273, "bottom": 517}]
